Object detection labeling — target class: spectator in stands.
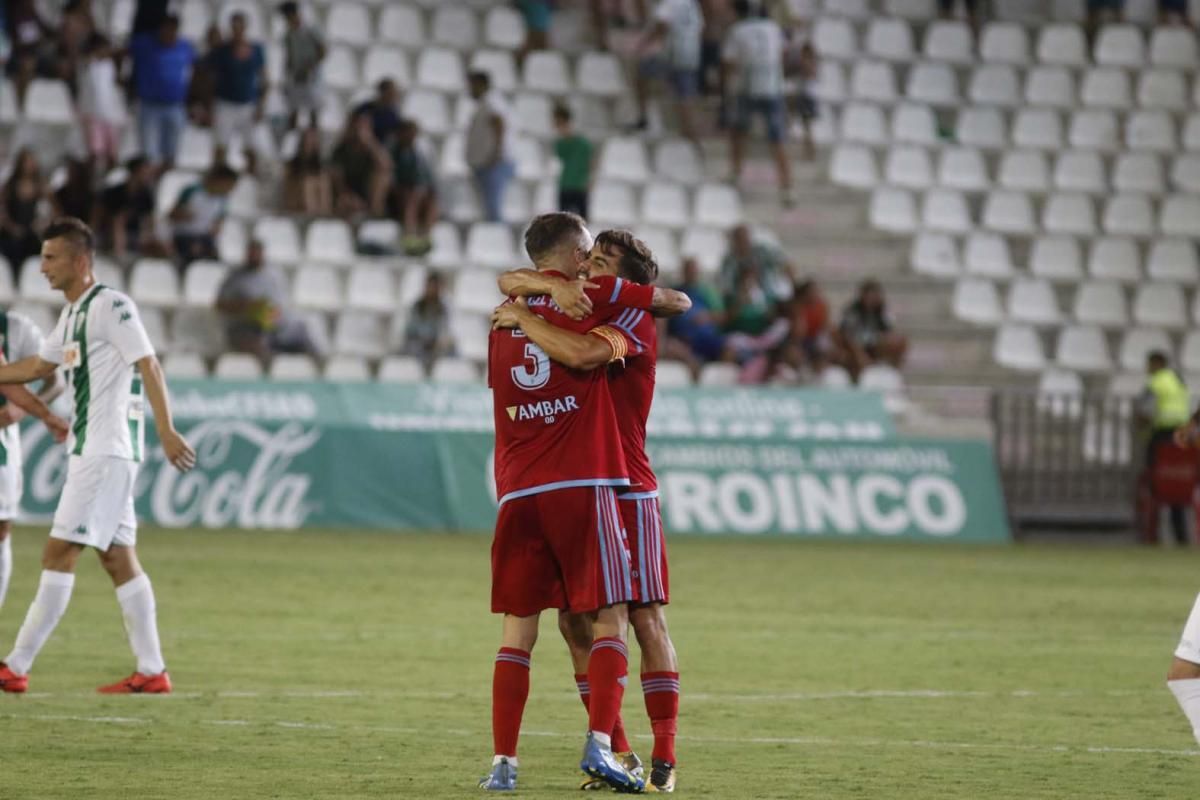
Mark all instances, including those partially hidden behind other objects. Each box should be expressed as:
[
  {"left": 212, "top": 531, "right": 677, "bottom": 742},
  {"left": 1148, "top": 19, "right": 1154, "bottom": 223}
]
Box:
[
  {"left": 1159, "top": 0, "right": 1191, "bottom": 25},
  {"left": 465, "top": 71, "right": 515, "bottom": 224},
  {"left": 101, "top": 156, "right": 164, "bottom": 261},
  {"left": 353, "top": 79, "right": 404, "bottom": 148},
  {"left": 279, "top": 1, "right": 326, "bottom": 132},
  {"left": 5, "top": 0, "right": 55, "bottom": 104},
  {"left": 52, "top": 158, "right": 96, "bottom": 228},
  {"left": 1140, "top": 351, "right": 1192, "bottom": 544},
  {"left": 938, "top": 0, "right": 981, "bottom": 35},
  {"left": 210, "top": 12, "right": 267, "bottom": 176},
  {"left": 59, "top": 0, "right": 97, "bottom": 89},
  {"left": 553, "top": 105, "right": 593, "bottom": 219},
  {"left": 724, "top": 264, "right": 775, "bottom": 337},
  {"left": 216, "top": 239, "right": 318, "bottom": 362},
  {"left": 0, "top": 149, "right": 45, "bottom": 278},
  {"left": 284, "top": 127, "right": 332, "bottom": 216},
  {"left": 1086, "top": 0, "right": 1124, "bottom": 38},
  {"left": 719, "top": 224, "right": 795, "bottom": 305},
  {"left": 402, "top": 272, "right": 455, "bottom": 371},
  {"left": 836, "top": 279, "right": 909, "bottom": 381},
  {"left": 699, "top": 0, "right": 735, "bottom": 95},
  {"left": 723, "top": 1, "right": 792, "bottom": 204},
  {"left": 753, "top": 279, "right": 834, "bottom": 382},
  {"left": 785, "top": 34, "right": 818, "bottom": 161},
  {"left": 331, "top": 112, "right": 392, "bottom": 219},
  {"left": 130, "top": 14, "right": 196, "bottom": 171},
  {"left": 632, "top": 0, "right": 704, "bottom": 141},
  {"left": 516, "top": 1, "right": 552, "bottom": 62},
  {"left": 391, "top": 119, "right": 438, "bottom": 256},
  {"left": 168, "top": 164, "right": 238, "bottom": 266},
  {"left": 76, "top": 33, "right": 124, "bottom": 174},
  {"left": 664, "top": 257, "right": 731, "bottom": 377}
]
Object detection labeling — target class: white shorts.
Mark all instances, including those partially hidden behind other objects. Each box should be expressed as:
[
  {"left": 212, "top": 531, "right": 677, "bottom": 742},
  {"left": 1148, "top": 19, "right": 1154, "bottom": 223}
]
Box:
[
  {"left": 1175, "top": 591, "right": 1200, "bottom": 664},
  {"left": 50, "top": 455, "right": 138, "bottom": 551},
  {"left": 214, "top": 101, "right": 257, "bottom": 146},
  {"left": 284, "top": 80, "right": 323, "bottom": 114},
  {"left": 0, "top": 425, "right": 23, "bottom": 521}
]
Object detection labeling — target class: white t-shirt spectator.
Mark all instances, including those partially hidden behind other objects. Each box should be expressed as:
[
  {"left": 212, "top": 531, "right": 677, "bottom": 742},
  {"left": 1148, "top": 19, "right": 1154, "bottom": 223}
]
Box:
[
  {"left": 723, "top": 17, "right": 786, "bottom": 98},
  {"left": 466, "top": 90, "right": 514, "bottom": 169},
  {"left": 78, "top": 57, "right": 125, "bottom": 123},
  {"left": 172, "top": 183, "right": 229, "bottom": 236},
  {"left": 655, "top": 0, "right": 704, "bottom": 71}
]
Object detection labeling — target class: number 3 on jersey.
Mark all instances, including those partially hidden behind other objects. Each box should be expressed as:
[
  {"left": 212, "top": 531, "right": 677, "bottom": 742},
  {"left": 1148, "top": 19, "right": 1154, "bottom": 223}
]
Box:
[{"left": 511, "top": 342, "right": 550, "bottom": 390}]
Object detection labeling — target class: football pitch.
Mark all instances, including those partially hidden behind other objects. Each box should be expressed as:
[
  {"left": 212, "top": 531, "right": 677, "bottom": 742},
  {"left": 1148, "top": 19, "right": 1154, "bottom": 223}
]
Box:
[{"left": 0, "top": 528, "right": 1197, "bottom": 799}]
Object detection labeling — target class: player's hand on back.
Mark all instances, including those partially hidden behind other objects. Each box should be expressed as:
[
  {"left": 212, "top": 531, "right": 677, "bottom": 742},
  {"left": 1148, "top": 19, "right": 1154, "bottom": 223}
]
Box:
[
  {"left": 550, "top": 279, "right": 599, "bottom": 321},
  {"left": 1175, "top": 423, "right": 1198, "bottom": 448},
  {"left": 44, "top": 413, "right": 69, "bottom": 443},
  {"left": 161, "top": 428, "right": 197, "bottom": 472},
  {"left": 492, "top": 297, "right": 531, "bottom": 331}
]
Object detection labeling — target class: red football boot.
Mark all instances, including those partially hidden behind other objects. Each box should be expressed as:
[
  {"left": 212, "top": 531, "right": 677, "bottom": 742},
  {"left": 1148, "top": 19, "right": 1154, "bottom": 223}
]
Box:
[
  {"left": 97, "top": 671, "right": 172, "bottom": 694},
  {"left": 0, "top": 662, "right": 28, "bottom": 693}
]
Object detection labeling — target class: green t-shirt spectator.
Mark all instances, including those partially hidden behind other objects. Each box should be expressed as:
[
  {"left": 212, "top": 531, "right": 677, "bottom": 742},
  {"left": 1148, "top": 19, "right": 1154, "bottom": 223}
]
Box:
[{"left": 555, "top": 135, "right": 592, "bottom": 191}]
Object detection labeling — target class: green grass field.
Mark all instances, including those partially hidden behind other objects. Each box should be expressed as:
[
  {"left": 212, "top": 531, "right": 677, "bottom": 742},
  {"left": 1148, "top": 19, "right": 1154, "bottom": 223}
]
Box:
[{"left": 0, "top": 528, "right": 1198, "bottom": 798}]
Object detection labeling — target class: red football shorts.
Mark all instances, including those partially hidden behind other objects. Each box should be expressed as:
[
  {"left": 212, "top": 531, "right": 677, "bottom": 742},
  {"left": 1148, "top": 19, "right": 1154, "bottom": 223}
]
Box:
[
  {"left": 619, "top": 493, "right": 669, "bottom": 605},
  {"left": 492, "top": 485, "right": 634, "bottom": 617}
]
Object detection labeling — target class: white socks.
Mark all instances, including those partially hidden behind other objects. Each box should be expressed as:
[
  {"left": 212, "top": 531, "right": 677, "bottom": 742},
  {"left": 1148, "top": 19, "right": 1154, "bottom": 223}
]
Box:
[
  {"left": 6, "top": 570, "right": 75, "bottom": 675},
  {"left": 116, "top": 573, "right": 165, "bottom": 676},
  {"left": 0, "top": 536, "right": 11, "bottom": 611},
  {"left": 1168, "top": 678, "right": 1200, "bottom": 746}
]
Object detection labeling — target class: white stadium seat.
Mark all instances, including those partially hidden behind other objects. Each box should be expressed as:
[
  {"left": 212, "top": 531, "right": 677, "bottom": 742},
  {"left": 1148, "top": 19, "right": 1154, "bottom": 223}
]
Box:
[
  {"left": 1007, "top": 279, "right": 1061, "bottom": 325},
  {"left": 254, "top": 217, "right": 302, "bottom": 264},
  {"left": 1069, "top": 109, "right": 1120, "bottom": 152},
  {"left": 937, "top": 148, "right": 989, "bottom": 191},
  {"left": 841, "top": 102, "right": 888, "bottom": 145},
  {"left": 851, "top": 61, "right": 898, "bottom": 103},
  {"left": 1102, "top": 194, "right": 1156, "bottom": 237},
  {"left": 1113, "top": 153, "right": 1164, "bottom": 194},
  {"left": 215, "top": 353, "right": 263, "bottom": 380},
  {"left": 956, "top": 108, "right": 1007, "bottom": 150},
  {"left": 965, "top": 233, "right": 1015, "bottom": 278},
  {"left": 1055, "top": 326, "right": 1111, "bottom": 373},
  {"left": 654, "top": 139, "right": 703, "bottom": 185},
  {"left": 1133, "top": 284, "right": 1187, "bottom": 329},
  {"left": 1160, "top": 195, "right": 1200, "bottom": 237},
  {"left": 591, "top": 181, "right": 638, "bottom": 227},
  {"left": 1137, "top": 70, "right": 1187, "bottom": 111},
  {"left": 1073, "top": 281, "right": 1128, "bottom": 328},
  {"left": 866, "top": 18, "right": 915, "bottom": 61},
  {"left": 175, "top": 125, "right": 213, "bottom": 172},
  {"left": 641, "top": 183, "right": 691, "bottom": 229},
  {"left": 1182, "top": 333, "right": 1200, "bottom": 374},
  {"left": 680, "top": 226, "right": 727, "bottom": 274},
  {"left": 998, "top": 150, "right": 1049, "bottom": 192},
  {"left": 911, "top": 233, "right": 960, "bottom": 278},
  {"left": 513, "top": 92, "right": 555, "bottom": 138},
  {"left": 922, "top": 189, "right": 970, "bottom": 233},
  {"left": 969, "top": 65, "right": 1021, "bottom": 107},
  {"left": 869, "top": 188, "right": 917, "bottom": 233},
  {"left": 923, "top": 21, "right": 973, "bottom": 64},
  {"left": 1147, "top": 240, "right": 1199, "bottom": 283},
  {"left": 333, "top": 314, "right": 386, "bottom": 359},
  {"left": 1024, "top": 66, "right": 1075, "bottom": 109},
  {"left": 813, "top": 17, "right": 857, "bottom": 60},
  {"left": 183, "top": 260, "right": 228, "bottom": 307},
  {"left": 269, "top": 354, "right": 319, "bottom": 381},
  {"left": 377, "top": 355, "right": 426, "bottom": 384},
  {"left": 23, "top": 79, "right": 73, "bottom": 125},
  {"left": 402, "top": 91, "right": 451, "bottom": 136},
  {"left": 824, "top": 0, "right": 871, "bottom": 18},
  {"left": 523, "top": 51, "right": 571, "bottom": 94},
  {"left": 1030, "top": 235, "right": 1084, "bottom": 281},
  {"left": 1171, "top": 155, "right": 1200, "bottom": 192},
  {"left": 1095, "top": 24, "right": 1144, "bottom": 67},
  {"left": 813, "top": 62, "right": 847, "bottom": 103},
  {"left": 1080, "top": 68, "right": 1131, "bottom": 109},
  {"left": 994, "top": 325, "right": 1046, "bottom": 371},
  {"left": 323, "top": 46, "right": 360, "bottom": 92},
  {"left": 694, "top": 184, "right": 742, "bottom": 228},
  {"left": 466, "top": 222, "right": 517, "bottom": 269},
  {"left": 1126, "top": 110, "right": 1177, "bottom": 153},
  {"left": 163, "top": 352, "right": 208, "bottom": 379},
  {"left": 416, "top": 48, "right": 466, "bottom": 93},
  {"left": 304, "top": 219, "right": 355, "bottom": 265},
  {"left": 1043, "top": 193, "right": 1096, "bottom": 236},
  {"left": 981, "top": 22, "right": 1030, "bottom": 64},
  {"left": 905, "top": 62, "right": 958, "bottom": 105},
  {"left": 885, "top": 0, "right": 937, "bottom": 18},
  {"left": 952, "top": 278, "right": 1003, "bottom": 325},
  {"left": 576, "top": 52, "right": 627, "bottom": 98},
  {"left": 129, "top": 259, "right": 180, "bottom": 307},
  {"left": 1119, "top": 328, "right": 1173, "bottom": 372},
  {"left": 380, "top": 4, "right": 426, "bottom": 47},
  {"left": 655, "top": 360, "right": 693, "bottom": 388},
  {"left": 293, "top": 265, "right": 343, "bottom": 311},
  {"left": 346, "top": 265, "right": 398, "bottom": 313},
  {"left": 432, "top": 6, "right": 480, "bottom": 50},
  {"left": 1013, "top": 109, "right": 1063, "bottom": 151},
  {"left": 597, "top": 136, "right": 650, "bottom": 183},
  {"left": 431, "top": 358, "right": 481, "bottom": 384},
  {"left": 891, "top": 104, "right": 938, "bottom": 145},
  {"left": 172, "top": 307, "right": 224, "bottom": 357},
  {"left": 982, "top": 190, "right": 1036, "bottom": 235},
  {"left": 485, "top": 6, "right": 527, "bottom": 50},
  {"left": 1038, "top": 368, "right": 1084, "bottom": 398},
  {"left": 1150, "top": 27, "right": 1197, "bottom": 67},
  {"left": 469, "top": 50, "right": 517, "bottom": 92},
  {"left": 699, "top": 363, "right": 740, "bottom": 387},
  {"left": 1182, "top": 114, "right": 1200, "bottom": 151},
  {"left": 1036, "top": 24, "right": 1088, "bottom": 66},
  {"left": 633, "top": 226, "right": 680, "bottom": 272},
  {"left": 885, "top": 146, "right": 933, "bottom": 189},
  {"left": 18, "top": 257, "right": 57, "bottom": 304},
  {"left": 1088, "top": 238, "right": 1142, "bottom": 283},
  {"left": 326, "top": 2, "right": 372, "bottom": 47},
  {"left": 1054, "top": 152, "right": 1106, "bottom": 193}
]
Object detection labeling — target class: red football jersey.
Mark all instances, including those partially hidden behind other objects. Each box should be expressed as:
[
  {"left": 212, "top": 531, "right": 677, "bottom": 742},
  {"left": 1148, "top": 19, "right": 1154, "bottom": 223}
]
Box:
[
  {"left": 607, "top": 308, "right": 659, "bottom": 494},
  {"left": 489, "top": 273, "right": 654, "bottom": 504}
]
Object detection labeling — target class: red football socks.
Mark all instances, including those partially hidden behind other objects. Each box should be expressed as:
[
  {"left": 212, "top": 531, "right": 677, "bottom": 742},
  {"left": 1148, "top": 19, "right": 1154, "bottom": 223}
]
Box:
[
  {"left": 575, "top": 672, "right": 631, "bottom": 752},
  {"left": 586, "top": 637, "right": 628, "bottom": 739},
  {"left": 492, "top": 648, "right": 531, "bottom": 757},
  {"left": 642, "top": 671, "right": 680, "bottom": 764}
]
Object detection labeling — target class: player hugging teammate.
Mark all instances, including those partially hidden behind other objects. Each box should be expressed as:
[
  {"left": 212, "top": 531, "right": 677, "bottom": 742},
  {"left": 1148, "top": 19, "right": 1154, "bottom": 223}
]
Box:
[{"left": 482, "top": 212, "right": 690, "bottom": 793}]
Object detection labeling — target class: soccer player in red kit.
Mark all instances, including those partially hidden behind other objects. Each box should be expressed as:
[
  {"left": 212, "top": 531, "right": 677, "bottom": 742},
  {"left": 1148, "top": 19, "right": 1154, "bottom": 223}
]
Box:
[
  {"left": 481, "top": 213, "right": 691, "bottom": 793},
  {"left": 495, "top": 230, "right": 682, "bottom": 792}
]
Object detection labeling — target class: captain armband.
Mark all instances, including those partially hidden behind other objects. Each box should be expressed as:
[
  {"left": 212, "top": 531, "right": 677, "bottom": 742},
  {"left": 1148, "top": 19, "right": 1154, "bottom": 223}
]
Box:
[{"left": 588, "top": 326, "right": 628, "bottom": 364}]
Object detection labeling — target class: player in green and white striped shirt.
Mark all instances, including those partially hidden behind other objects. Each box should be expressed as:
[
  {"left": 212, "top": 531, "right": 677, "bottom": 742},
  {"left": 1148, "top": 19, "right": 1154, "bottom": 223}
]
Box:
[{"left": 0, "top": 217, "right": 196, "bottom": 695}]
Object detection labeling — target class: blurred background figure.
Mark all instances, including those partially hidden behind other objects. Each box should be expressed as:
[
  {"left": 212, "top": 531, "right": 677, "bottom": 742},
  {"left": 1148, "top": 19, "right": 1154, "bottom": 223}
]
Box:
[
  {"left": 279, "top": 1, "right": 326, "bottom": 131},
  {"left": 0, "top": 150, "right": 45, "bottom": 280},
  {"left": 210, "top": 12, "right": 267, "bottom": 175},
  {"left": 331, "top": 113, "right": 392, "bottom": 220},
  {"left": 836, "top": 280, "right": 909, "bottom": 382},
  {"left": 403, "top": 272, "right": 455, "bottom": 372},
  {"left": 465, "top": 71, "right": 515, "bottom": 224},
  {"left": 1139, "top": 351, "right": 1191, "bottom": 544},
  {"left": 390, "top": 119, "right": 439, "bottom": 256},
  {"left": 632, "top": 0, "right": 703, "bottom": 141},
  {"left": 284, "top": 127, "right": 333, "bottom": 216},
  {"left": 168, "top": 165, "right": 238, "bottom": 266},
  {"left": 216, "top": 239, "right": 318, "bottom": 363},
  {"left": 130, "top": 14, "right": 195, "bottom": 171},
  {"left": 553, "top": 105, "right": 593, "bottom": 218}
]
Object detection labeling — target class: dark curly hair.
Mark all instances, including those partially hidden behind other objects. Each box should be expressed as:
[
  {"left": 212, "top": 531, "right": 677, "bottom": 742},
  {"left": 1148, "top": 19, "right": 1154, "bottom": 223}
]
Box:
[{"left": 594, "top": 229, "right": 658, "bottom": 285}]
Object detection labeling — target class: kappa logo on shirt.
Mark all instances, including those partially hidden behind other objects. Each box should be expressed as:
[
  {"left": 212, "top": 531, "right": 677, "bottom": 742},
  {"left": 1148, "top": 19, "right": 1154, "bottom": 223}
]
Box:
[
  {"left": 112, "top": 299, "right": 125, "bottom": 310},
  {"left": 119, "top": 311, "right": 132, "bottom": 324},
  {"left": 72, "top": 525, "right": 88, "bottom": 537},
  {"left": 505, "top": 395, "right": 579, "bottom": 424}
]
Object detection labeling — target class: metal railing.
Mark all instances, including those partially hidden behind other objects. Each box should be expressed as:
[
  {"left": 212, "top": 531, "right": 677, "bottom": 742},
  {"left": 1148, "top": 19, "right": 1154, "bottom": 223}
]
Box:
[{"left": 990, "top": 389, "right": 1139, "bottom": 532}]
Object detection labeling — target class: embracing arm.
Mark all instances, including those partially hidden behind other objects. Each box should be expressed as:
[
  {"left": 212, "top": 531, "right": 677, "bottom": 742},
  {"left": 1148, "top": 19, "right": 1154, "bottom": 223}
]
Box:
[
  {"left": 497, "top": 269, "right": 596, "bottom": 321},
  {"left": 651, "top": 287, "right": 692, "bottom": 317},
  {"left": 494, "top": 304, "right": 615, "bottom": 371},
  {"left": 137, "top": 355, "right": 197, "bottom": 472}
]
